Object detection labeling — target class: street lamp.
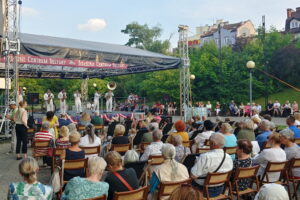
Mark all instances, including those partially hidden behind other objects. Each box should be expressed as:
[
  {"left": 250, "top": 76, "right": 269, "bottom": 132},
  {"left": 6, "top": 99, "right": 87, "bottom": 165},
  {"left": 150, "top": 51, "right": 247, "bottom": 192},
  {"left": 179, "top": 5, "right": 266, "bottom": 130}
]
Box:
[
  {"left": 246, "top": 61, "right": 255, "bottom": 117},
  {"left": 93, "top": 83, "right": 97, "bottom": 88}
]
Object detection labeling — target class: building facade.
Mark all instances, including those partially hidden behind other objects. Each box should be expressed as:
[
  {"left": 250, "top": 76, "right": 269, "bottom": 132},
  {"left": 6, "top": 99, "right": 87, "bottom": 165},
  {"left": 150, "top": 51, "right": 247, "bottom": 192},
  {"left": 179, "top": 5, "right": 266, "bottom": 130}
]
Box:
[{"left": 285, "top": 7, "right": 300, "bottom": 38}]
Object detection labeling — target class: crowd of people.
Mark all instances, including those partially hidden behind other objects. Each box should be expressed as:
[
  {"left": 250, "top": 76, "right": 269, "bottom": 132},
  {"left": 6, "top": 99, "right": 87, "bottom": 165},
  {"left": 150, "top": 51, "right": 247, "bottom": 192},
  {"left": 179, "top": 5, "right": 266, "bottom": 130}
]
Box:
[{"left": 6, "top": 99, "right": 300, "bottom": 200}]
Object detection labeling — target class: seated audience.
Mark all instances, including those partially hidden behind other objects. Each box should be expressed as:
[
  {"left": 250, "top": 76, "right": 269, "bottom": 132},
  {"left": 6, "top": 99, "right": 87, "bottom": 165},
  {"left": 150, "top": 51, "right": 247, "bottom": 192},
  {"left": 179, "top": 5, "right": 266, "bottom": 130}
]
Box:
[
  {"left": 279, "top": 128, "right": 300, "bottom": 177},
  {"left": 79, "top": 124, "right": 101, "bottom": 158},
  {"left": 236, "top": 119, "right": 255, "bottom": 141},
  {"left": 167, "top": 120, "right": 189, "bottom": 143},
  {"left": 91, "top": 111, "right": 104, "bottom": 125},
  {"left": 105, "top": 151, "right": 139, "bottom": 200},
  {"left": 58, "top": 113, "right": 72, "bottom": 128},
  {"left": 192, "top": 120, "right": 215, "bottom": 153},
  {"left": 221, "top": 123, "right": 237, "bottom": 160},
  {"left": 149, "top": 144, "right": 189, "bottom": 199},
  {"left": 56, "top": 126, "right": 71, "bottom": 149},
  {"left": 191, "top": 133, "right": 233, "bottom": 197},
  {"left": 141, "top": 123, "right": 157, "bottom": 143},
  {"left": 78, "top": 112, "right": 91, "bottom": 126},
  {"left": 254, "top": 183, "right": 289, "bottom": 200},
  {"left": 61, "top": 132, "right": 85, "bottom": 181},
  {"left": 172, "top": 135, "right": 191, "bottom": 162},
  {"left": 43, "top": 111, "right": 59, "bottom": 138},
  {"left": 7, "top": 157, "right": 53, "bottom": 199},
  {"left": 256, "top": 120, "right": 272, "bottom": 149},
  {"left": 67, "top": 123, "right": 77, "bottom": 134},
  {"left": 111, "top": 124, "right": 129, "bottom": 145},
  {"left": 188, "top": 122, "right": 199, "bottom": 138},
  {"left": 287, "top": 115, "right": 300, "bottom": 139},
  {"left": 140, "top": 129, "right": 164, "bottom": 161},
  {"left": 294, "top": 112, "right": 300, "bottom": 126},
  {"left": 62, "top": 157, "right": 109, "bottom": 200},
  {"left": 169, "top": 184, "right": 203, "bottom": 200},
  {"left": 253, "top": 132, "right": 286, "bottom": 182},
  {"left": 124, "top": 150, "right": 140, "bottom": 165},
  {"left": 231, "top": 139, "right": 253, "bottom": 192}
]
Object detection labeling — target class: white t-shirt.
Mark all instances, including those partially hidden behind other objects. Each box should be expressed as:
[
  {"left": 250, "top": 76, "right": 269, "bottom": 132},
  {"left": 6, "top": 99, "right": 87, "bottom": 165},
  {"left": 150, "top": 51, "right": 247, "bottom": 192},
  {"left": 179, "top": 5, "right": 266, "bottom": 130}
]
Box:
[
  {"left": 274, "top": 102, "right": 280, "bottom": 108},
  {"left": 79, "top": 135, "right": 101, "bottom": 158}
]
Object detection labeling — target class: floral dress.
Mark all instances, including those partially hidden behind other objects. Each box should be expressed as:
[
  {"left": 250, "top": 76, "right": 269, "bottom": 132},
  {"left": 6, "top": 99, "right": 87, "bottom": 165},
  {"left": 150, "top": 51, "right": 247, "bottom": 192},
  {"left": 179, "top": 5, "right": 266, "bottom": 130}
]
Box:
[
  {"left": 8, "top": 181, "right": 53, "bottom": 200},
  {"left": 232, "top": 158, "right": 252, "bottom": 191}
]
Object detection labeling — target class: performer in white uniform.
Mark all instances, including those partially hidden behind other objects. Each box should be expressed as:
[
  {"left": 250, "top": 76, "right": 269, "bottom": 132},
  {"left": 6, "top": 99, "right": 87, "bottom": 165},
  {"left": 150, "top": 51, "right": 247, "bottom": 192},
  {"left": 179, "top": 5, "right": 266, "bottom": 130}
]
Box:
[
  {"left": 74, "top": 90, "right": 82, "bottom": 114},
  {"left": 94, "top": 90, "right": 101, "bottom": 113},
  {"left": 17, "top": 87, "right": 24, "bottom": 105},
  {"left": 44, "top": 89, "right": 54, "bottom": 112},
  {"left": 58, "top": 89, "right": 67, "bottom": 114},
  {"left": 105, "top": 90, "right": 114, "bottom": 112}
]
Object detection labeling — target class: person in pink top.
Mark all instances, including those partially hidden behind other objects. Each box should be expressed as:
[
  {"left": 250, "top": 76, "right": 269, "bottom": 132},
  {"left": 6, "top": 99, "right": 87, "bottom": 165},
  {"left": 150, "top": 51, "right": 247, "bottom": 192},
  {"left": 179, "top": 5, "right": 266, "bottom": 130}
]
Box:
[{"left": 292, "top": 101, "right": 299, "bottom": 114}]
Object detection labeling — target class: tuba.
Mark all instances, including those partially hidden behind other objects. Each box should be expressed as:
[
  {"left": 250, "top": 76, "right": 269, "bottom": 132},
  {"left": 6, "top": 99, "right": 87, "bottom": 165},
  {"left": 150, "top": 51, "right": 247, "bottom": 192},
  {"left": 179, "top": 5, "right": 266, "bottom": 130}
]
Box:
[{"left": 107, "top": 82, "right": 117, "bottom": 90}]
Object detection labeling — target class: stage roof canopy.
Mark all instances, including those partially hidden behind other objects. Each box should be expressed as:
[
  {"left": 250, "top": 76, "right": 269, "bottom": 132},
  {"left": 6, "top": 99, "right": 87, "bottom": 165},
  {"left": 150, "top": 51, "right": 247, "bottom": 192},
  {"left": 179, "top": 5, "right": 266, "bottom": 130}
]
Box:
[{"left": 1, "top": 33, "right": 182, "bottom": 79}]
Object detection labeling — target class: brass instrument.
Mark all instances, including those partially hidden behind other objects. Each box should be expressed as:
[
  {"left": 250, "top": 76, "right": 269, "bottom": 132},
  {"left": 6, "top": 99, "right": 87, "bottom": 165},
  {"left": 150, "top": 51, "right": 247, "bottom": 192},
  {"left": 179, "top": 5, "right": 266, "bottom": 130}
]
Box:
[
  {"left": 62, "top": 92, "right": 66, "bottom": 102},
  {"left": 106, "top": 82, "right": 116, "bottom": 100}
]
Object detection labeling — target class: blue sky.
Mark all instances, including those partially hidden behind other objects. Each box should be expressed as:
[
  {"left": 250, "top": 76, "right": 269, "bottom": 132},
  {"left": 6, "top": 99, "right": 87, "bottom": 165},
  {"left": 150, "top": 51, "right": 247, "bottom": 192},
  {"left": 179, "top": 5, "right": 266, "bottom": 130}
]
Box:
[{"left": 21, "top": 0, "right": 300, "bottom": 48}]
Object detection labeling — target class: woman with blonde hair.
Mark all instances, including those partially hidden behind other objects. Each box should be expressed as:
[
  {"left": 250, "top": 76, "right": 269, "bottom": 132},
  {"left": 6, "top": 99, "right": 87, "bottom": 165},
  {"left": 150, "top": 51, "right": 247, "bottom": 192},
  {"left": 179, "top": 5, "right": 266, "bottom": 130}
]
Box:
[
  {"left": 236, "top": 119, "right": 255, "bottom": 141},
  {"left": 79, "top": 112, "right": 91, "bottom": 126},
  {"left": 7, "top": 157, "right": 53, "bottom": 199},
  {"left": 62, "top": 157, "right": 109, "bottom": 200},
  {"left": 112, "top": 124, "right": 129, "bottom": 144},
  {"left": 221, "top": 123, "right": 237, "bottom": 160},
  {"left": 55, "top": 126, "right": 71, "bottom": 148}
]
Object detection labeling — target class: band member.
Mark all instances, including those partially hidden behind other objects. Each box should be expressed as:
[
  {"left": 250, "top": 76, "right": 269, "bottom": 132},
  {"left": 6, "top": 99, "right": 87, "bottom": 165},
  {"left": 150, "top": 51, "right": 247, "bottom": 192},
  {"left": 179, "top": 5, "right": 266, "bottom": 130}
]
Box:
[
  {"left": 128, "top": 93, "right": 134, "bottom": 104},
  {"left": 105, "top": 90, "right": 114, "bottom": 112},
  {"left": 74, "top": 90, "right": 82, "bottom": 114},
  {"left": 58, "top": 89, "right": 67, "bottom": 114},
  {"left": 44, "top": 89, "right": 54, "bottom": 112},
  {"left": 17, "top": 87, "right": 24, "bottom": 105},
  {"left": 94, "top": 90, "right": 101, "bottom": 113}
]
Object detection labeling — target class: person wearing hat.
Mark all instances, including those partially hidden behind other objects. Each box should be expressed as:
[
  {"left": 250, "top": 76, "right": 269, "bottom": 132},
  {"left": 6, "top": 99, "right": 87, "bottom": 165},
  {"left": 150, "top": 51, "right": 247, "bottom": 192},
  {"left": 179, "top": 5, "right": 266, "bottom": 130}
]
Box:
[
  {"left": 279, "top": 128, "right": 300, "bottom": 177},
  {"left": 6, "top": 101, "right": 18, "bottom": 153}
]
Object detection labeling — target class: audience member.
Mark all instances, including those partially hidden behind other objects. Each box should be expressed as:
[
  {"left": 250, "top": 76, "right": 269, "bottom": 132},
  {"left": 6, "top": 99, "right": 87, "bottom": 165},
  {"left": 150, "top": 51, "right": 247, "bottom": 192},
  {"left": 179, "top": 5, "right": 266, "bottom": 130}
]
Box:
[
  {"left": 192, "top": 120, "right": 214, "bottom": 153},
  {"left": 61, "top": 132, "right": 85, "bottom": 181},
  {"left": 256, "top": 120, "right": 272, "bottom": 149},
  {"left": 236, "top": 119, "right": 255, "bottom": 141},
  {"left": 79, "top": 124, "right": 101, "bottom": 157},
  {"left": 254, "top": 183, "right": 289, "bottom": 200},
  {"left": 149, "top": 144, "right": 189, "bottom": 199},
  {"left": 105, "top": 151, "right": 139, "bottom": 200},
  {"left": 58, "top": 114, "right": 72, "bottom": 127},
  {"left": 220, "top": 123, "right": 237, "bottom": 160},
  {"left": 43, "top": 111, "right": 59, "bottom": 138},
  {"left": 140, "top": 129, "right": 164, "bottom": 161},
  {"left": 287, "top": 115, "right": 300, "bottom": 138},
  {"left": 91, "top": 111, "right": 104, "bottom": 125},
  {"left": 111, "top": 124, "right": 129, "bottom": 145},
  {"left": 79, "top": 112, "right": 91, "bottom": 126},
  {"left": 172, "top": 135, "right": 191, "bottom": 162},
  {"left": 279, "top": 128, "right": 300, "bottom": 177},
  {"left": 167, "top": 120, "right": 189, "bottom": 143},
  {"left": 124, "top": 150, "right": 139, "bottom": 165},
  {"left": 169, "top": 184, "right": 203, "bottom": 200},
  {"left": 56, "top": 126, "right": 71, "bottom": 148},
  {"left": 191, "top": 133, "right": 233, "bottom": 197},
  {"left": 141, "top": 123, "right": 156, "bottom": 143},
  {"left": 67, "top": 123, "right": 77, "bottom": 134},
  {"left": 15, "top": 101, "right": 29, "bottom": 160},
  {"left": 253, "top": 132, "right": 286, "bottom": 182},
  {"left": 7, "top": 157, "right": 53, "bottom": 199},
  {"left": 62, "top": 157, "right": 109, "bottom": 200},
  {"left": 294, "top": 112, "right": 300, "bottom": 126}
]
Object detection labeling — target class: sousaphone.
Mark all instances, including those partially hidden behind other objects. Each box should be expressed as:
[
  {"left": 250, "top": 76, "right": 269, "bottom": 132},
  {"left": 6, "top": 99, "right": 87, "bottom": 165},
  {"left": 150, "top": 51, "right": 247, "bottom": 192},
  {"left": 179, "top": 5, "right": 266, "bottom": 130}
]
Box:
[{"left": 107, "top": 81, "right": 117, "bottom": 90}]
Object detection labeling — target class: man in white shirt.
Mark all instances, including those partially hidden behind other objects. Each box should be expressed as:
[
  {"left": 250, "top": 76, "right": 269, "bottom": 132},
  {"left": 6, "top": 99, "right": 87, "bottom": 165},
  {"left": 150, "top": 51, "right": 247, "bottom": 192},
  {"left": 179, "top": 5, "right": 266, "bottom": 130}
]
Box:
[
  {"left": 140, "top": 129, "right": 164, "bottom": 161},
  {"left": 58, "top": 89, "right": 67, "bottom": 114},
  {"left": 105, "top": 90, "right": 114, "bottom": 112},
  {"left": 93, "top": 90, "right": 101, "bottom": 113},
  {"left": 74, "top": 90, "right": 82, "bottom": 114},
  {"left": 192, "top": 120, "right": 215, "bottom": 153},
  {"left": 43, "top": 89, "right": 54, "bottom": 112},
  {"left": 191, "top": 133, "right": 233, "bottom": 197}
]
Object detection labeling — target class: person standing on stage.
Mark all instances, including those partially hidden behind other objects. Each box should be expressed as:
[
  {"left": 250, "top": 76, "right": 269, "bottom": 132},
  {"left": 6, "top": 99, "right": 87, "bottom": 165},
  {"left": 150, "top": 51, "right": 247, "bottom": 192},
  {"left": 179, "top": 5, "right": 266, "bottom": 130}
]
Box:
[
  {"left": 105, "top": 90, "right": 114, "bottom": 112},
  {"left": 44, "top": 89, "right": 54, "bottom": 112},
  {"left": 94, "top": 90, "right": 101, "bottom": 113},
  {"left": 17, "top": 87, "right": 24, "bottom": 105},
  {"left": 6, "top": 101, "right": 18, "bottom": 154},
  {"left": 74, "top": 90, "right": 82, "bottom": 114},
  {"left": 58, "top": 89, "right": 67, "bottom": 114}
]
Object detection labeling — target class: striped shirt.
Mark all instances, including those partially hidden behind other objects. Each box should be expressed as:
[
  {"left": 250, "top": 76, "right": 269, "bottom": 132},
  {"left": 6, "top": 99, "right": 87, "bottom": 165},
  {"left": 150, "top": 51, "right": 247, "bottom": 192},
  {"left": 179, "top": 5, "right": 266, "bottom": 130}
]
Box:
[{"left": 34, "top": 131, "right": 54, "bottom": 155}]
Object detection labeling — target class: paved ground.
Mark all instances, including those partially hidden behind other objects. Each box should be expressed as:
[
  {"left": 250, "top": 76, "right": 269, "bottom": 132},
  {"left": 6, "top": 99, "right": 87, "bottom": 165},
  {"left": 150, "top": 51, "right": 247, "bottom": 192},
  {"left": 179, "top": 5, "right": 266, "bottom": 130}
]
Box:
[{"left": 0, "top": 116, "right": 288, "bottom": 199}]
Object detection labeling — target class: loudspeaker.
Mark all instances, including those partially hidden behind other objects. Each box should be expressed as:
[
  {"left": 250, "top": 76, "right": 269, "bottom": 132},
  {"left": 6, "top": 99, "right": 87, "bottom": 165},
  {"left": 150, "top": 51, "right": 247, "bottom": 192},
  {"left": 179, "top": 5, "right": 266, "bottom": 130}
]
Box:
[{"left": 27, "top": 93, "right": 39, "bottom": 105}]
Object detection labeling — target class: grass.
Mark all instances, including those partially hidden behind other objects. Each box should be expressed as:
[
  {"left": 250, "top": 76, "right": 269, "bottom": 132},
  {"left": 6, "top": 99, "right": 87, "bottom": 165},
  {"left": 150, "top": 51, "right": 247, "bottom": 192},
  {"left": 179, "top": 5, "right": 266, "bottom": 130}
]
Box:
[{"left": 254, "top": 88, "right": 300, "bottom": 108}]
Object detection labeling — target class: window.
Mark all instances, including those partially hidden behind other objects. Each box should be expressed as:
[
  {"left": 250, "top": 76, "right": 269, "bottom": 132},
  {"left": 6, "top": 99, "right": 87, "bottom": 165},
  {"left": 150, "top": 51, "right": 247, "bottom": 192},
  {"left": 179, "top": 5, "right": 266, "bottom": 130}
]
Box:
[{"left": 224, "top": 37, "right": 232, "bottom": 45}]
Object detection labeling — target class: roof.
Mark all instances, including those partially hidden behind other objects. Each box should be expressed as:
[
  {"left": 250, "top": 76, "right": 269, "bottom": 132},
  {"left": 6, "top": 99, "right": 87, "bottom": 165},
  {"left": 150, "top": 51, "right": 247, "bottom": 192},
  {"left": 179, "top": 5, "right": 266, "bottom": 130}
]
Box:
[{"left": 200, "top": 21, "right": 246, "bottom": 38}]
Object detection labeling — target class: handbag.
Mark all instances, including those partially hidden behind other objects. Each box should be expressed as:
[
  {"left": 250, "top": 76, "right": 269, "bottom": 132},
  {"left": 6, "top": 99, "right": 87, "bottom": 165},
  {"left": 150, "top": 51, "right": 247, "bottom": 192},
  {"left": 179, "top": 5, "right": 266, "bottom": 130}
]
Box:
[
  {"left": 112, "top": 171, "right": 133, "bottom": 191},
  {"left": 49, "top": 160, "right": 64, "bottom": 193}
]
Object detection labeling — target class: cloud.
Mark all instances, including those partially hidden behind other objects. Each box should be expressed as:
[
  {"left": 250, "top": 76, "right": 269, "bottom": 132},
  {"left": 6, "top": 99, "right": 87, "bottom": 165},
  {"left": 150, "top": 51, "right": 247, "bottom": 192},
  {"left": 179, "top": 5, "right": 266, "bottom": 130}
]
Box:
[
  {"left": 77, "top": 18, "right": 107, "bottom": 32},
  {"left": 22, "top": 7, "right": 39, "bottom": 17}
]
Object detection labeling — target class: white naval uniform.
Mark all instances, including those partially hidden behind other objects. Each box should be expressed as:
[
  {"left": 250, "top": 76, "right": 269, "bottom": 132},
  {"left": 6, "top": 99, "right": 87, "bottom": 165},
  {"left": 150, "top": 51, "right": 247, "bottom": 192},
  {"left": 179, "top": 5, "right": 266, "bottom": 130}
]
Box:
[
  {"left": 44, "top": 93, "right": 54, "bottom": 112},
  {"left": 74, "top": 93, "right": 82, "bottom": 113},
  {"left": 58, "top": 92, "right": 67, "bottom": 114},
  {"left": 105, "top": 91, "right": 113, "bottom": 112},
  {"left": 94, "top": 92, "right": 101, "bottom": 112}
]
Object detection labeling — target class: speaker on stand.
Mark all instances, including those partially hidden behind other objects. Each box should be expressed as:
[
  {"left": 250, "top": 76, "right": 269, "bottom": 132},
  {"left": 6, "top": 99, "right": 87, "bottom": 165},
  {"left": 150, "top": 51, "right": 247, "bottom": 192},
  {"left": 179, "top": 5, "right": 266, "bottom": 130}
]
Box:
[{"left": 27, "top": 93, "right": 39, "bottom": 116}]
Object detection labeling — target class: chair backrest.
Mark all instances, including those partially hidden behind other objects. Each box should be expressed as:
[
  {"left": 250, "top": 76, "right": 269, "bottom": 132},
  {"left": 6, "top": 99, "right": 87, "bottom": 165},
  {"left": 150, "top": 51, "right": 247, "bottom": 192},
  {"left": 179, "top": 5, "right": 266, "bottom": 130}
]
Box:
[
  {"left": 80, "top": 146, "right": 101, "bottom": 155},
  {"left": 288, "top": 158, "right": 300, "bottom": 177},
  {"left": 262, "top": 161, "right": 287, "bottom": 183},
  {"left": 77, "top": 125, "right": 86, "bottom": 131},
  {"left": 149, "top": 155, "right": 164, "bottom": 165},
  {"left": 223, "top": 146, "right": 237, "bottom": 155},
  {"left": 204, "top": 171, "right": 232, "bottom": 186},
  {"left": 196, "top": 147, "right": 210, "bottom": 154},
  {"left": 84, "top": 195, "right": 106, "bottom": 200},
  {"left": 113, "top": 186, "right": 149, "bottom": 200},
  {"left": 64, "top": 158, "right": 88, "bottom": 177},
  {"left": 158, "top": 179, "right": 191, "bottom": 198},
  {"left": 182, "top": 141, "right": 190, "bottom": 148},
  {"left": 53, "top": 148, "right": 65, "bottom": 157},
  {"left": 140, "top": 142, "right": 151, "bottom": 152},
  {"left": 111, "top": 143, "right": 131, "bottom": 153},
  {"left": 233, "top": 165, "right": 259, "bottom": 180},
  {"left": 294, "top": 138, "right": 300, "bottom": 145},
  {"left": 33, "top": 140, "right": 50, "bottom": 148},
  {"left": 94, "top": 125, "right": 104, "bottom": 130}
]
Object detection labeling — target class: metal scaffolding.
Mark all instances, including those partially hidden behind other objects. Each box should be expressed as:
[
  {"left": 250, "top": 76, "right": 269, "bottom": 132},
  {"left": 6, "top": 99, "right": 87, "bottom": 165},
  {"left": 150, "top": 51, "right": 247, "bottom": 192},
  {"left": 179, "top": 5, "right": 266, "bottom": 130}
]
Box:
[
  {"left": 1, "top": 0, "right": 21, "bottom": 137},
  {"left": 178, "top": 25, "right": 190, "bottom": 122}
]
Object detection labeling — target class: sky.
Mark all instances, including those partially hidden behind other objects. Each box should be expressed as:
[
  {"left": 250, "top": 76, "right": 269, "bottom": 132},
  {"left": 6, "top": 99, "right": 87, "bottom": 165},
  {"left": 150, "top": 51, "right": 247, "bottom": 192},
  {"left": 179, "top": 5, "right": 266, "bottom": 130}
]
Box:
[{"left": 21, "top": 0, "right": 300, "bottom": 48}]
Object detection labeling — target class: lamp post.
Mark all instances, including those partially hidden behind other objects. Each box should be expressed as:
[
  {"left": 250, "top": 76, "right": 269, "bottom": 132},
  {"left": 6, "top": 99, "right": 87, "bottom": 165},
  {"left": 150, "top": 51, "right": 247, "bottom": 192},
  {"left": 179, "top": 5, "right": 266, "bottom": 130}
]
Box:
[
  {"left": 190, "top": 74, "right": 195, "bottom": 116},
  {"left": 246, "top": 61, "right": 255, "bottom": 117}
]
